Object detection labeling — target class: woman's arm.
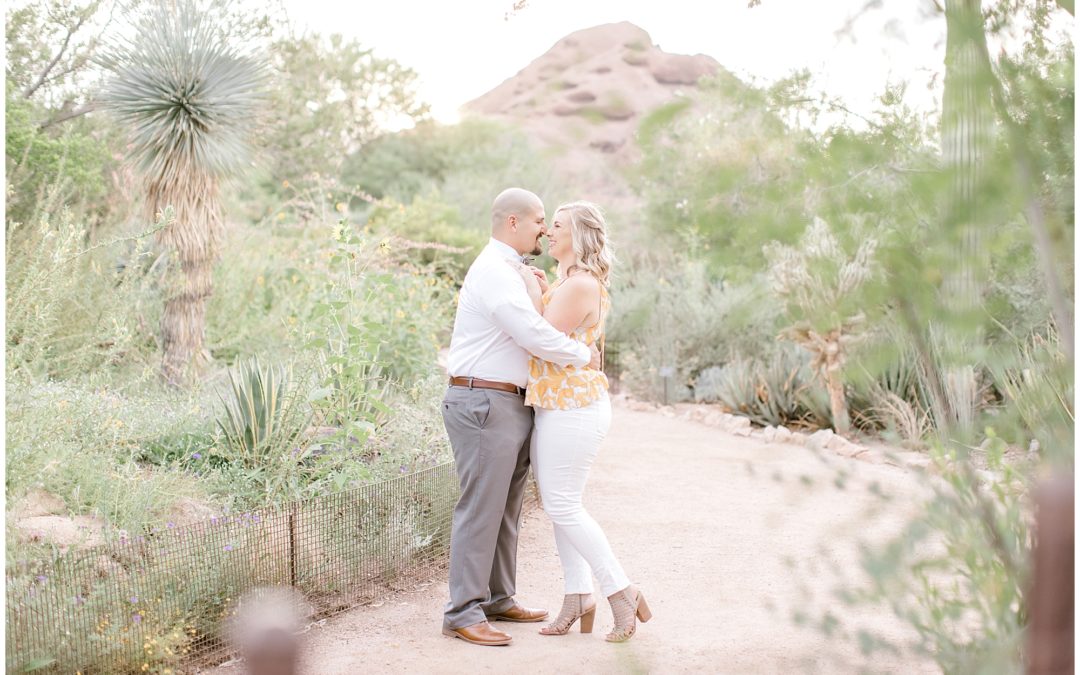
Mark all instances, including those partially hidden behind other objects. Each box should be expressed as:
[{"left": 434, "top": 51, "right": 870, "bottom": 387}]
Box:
[{"left": 541, "top": 274, "right": 599, "bottom": 335}]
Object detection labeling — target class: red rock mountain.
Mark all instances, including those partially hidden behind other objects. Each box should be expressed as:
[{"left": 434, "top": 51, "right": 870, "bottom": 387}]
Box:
[{"left": 463, "top": 22, "right": 724, "bottom": 215}]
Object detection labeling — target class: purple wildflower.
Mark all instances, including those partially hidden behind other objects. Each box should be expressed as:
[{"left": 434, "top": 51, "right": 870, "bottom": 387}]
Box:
[
  {"left": 191, "top": 452, "right": 202, "bottom": 460},
  {"left": 35, "top": 575, "right": 47, "bottom": 583},
  {"left": 129, "top": 596, "right": 138, "bottom": 604},
  {"left": 74, "top": 595, "right": 86, "bottom": 606},
  {"left": 166, "top": 522, "right": 175, "bottom": 529},
  {"left": 224, "top": 544, "right": 233, "bottom": 552},
  {"left": 132, "top": 613, "right": 142, "bottom": 624}
]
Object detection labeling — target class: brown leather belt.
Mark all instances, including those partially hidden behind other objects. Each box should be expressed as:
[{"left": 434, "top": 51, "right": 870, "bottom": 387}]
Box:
[{"left": 448, "top": 376, "right": 525, "bottom": 396}]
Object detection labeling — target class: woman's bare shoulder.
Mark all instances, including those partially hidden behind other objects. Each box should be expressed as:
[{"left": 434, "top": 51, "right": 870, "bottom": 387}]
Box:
[{"left": 557, "top": 273, "right": 601, "bottom": 298}]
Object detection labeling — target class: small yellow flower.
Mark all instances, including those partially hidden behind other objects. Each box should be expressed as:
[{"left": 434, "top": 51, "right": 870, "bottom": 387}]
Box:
[
  {"left": 288, "top": 316, "right": 297, "bottom": 325},
  {"left": 141, "top": 664, "right": 149, "bottom": 672},
  {"left": 277, "top": 212, "right": 286, "bottom": 221},
  {"left": 395, "top": 309, "right": 406, "bottom": 319},
  {"left": 336, "top": 202, "right": 346, "bottom": 213},
  {"left": 282, "top": 180, "right": 290, "bottom": 188},
  {"left": 256, "top": 275, "right": 265, "bottom": 286}
]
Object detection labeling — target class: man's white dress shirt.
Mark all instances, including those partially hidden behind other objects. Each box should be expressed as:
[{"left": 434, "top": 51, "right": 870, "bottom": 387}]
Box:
[{"left": 446, "top": 238, "right": 591, "bottom": 388}]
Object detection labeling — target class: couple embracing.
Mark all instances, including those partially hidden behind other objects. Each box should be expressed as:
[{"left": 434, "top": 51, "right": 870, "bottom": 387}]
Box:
[{"left": 440, "top": 187, "right": 651, "bottom": 647}]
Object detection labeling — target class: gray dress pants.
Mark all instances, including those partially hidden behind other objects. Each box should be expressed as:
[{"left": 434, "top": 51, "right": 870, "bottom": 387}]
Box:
[{"left": 441, "top": 385, "right": 534, "bottom": 629}]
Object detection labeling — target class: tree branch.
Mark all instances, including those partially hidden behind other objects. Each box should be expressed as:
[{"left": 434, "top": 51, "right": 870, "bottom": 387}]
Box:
[
  {"left": 22, "top": 12, "right": 87, "bottom": 99},
  {"left": 38, "top": 100, "right": 98, "bottom": 130}
]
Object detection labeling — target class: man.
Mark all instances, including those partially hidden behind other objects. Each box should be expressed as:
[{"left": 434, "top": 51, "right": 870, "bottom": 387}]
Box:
[{"left": 440, "top": 187, "right": 601, "bottom": 646}]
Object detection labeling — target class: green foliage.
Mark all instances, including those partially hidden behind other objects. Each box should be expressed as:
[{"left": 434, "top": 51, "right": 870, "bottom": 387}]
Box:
[
  {"left": 608, "top": 245, "right": 782, "bottom": 402},
  {"left": 5, "top": 82, "right": 113, "bottom": 226},
  {"left": 5, "top": 379, "right": 215, "bottom": 539},
  {"left": 259, "top": 31, "right": 429, "bottom": 194},
  {"left": 5, "top": 210, "right": 163, "bottom": 381},
  {"left": 217, "top": 356, "right": 306, "bottom": 467},
  {"left": 986, "top": 326, "right": 1074, "bottom": 467},
  {"left": 302, "top": 221, "right": 432, "bottom": 440},
  {"left": 343, "top": 118, "right": 568, "bottom": 228},
  {"left": 6, "top": 1, "right": 105, "bottom": 101},
  {"left": 365, "top": 191, "right": 485, "bottom": 279},
  {"left": 694, "top": 347, "right": 820, "bottom": 428},
  {"left": 854, "top": 436, "right": 1032, "bottom": 670},
  {"left": 634, "top": 73, "right": 810, "bottom": 280}
]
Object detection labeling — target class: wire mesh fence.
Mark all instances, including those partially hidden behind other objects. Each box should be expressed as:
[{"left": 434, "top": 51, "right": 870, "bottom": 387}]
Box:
[
  {"left": 6, "top": 460, "right": 529, "bottom": 674},
  {"left": 604, "top": 342, "right": 621, "bottom": 394}
]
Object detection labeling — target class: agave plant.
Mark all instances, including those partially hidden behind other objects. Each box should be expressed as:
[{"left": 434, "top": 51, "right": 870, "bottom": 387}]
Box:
[
  {"left": 217, "top": 356, "right": 297, "bottom": 466},
  {"left": 98, "top": 0, "right": 268, "bottom": 384}
]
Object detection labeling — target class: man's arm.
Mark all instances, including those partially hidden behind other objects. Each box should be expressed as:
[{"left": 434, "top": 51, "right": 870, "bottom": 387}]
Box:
[{"left": 487, "top": 269, "right": 591, "bottom": 367}]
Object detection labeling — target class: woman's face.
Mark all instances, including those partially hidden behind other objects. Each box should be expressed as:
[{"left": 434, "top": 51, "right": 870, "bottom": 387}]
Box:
[{"left": 546, "top": 211, "right": 574, "bottom": 262}]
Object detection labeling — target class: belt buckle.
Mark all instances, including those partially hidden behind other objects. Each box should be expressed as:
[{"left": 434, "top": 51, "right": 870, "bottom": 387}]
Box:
[{"left": 467, "top": 376, "right": 475, "bottom": 389}]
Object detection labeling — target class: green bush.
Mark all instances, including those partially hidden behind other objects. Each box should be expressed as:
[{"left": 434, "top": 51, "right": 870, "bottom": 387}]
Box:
[
  {"left": 5, "top": 80, "right": 115, "bottom": 227},
  {"left": 6, "top": 211, "right": 162, "bottom": 381},
  {"left": 608, "top": 246, "right": 781, "bottom": 403},
  {"left": 364, "top": 190, "right": 485, "bottom": 280}
]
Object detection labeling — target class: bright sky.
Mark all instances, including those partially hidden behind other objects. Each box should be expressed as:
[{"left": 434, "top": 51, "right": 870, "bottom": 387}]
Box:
[{"left": 281, "top": 0, "right": 1064, "bottom": 125}]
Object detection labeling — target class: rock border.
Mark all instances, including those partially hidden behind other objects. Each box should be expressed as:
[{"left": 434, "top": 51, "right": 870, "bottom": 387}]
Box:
[{"left": 615, "top": 394, "right": 931, "bottom": 470}]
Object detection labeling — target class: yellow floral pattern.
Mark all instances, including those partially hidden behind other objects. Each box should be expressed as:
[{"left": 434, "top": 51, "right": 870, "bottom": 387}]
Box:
[{"left": 526, "top": 277, "right": 610, "bottom": 410}]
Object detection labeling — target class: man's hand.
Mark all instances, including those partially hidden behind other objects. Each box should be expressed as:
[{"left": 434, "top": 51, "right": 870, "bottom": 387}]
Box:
[{"left": 587, "top": 343, "right": 602, "bottom": 370}]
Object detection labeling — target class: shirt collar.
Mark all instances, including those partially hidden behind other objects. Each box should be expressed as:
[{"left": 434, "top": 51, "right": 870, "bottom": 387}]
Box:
[{"left": 487, "top": 238, "right": 523, "bottom": 262}]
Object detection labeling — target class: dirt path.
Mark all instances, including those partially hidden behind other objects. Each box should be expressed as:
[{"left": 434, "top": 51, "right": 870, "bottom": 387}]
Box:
[{"left": 205, "top": 401, "right": 939, "bottom": 674}]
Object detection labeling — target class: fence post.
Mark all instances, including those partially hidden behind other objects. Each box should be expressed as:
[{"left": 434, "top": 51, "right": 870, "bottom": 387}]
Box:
[{"left": 288, "top": 509, "right": 298, "bottom": 588}]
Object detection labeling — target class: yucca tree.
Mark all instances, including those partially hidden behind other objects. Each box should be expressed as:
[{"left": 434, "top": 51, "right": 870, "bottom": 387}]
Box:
[
  {"left": 98, "top": 0, "right": 268, "bottom": 385},
  {"left": 765, "top": 216, "right": 878, "bottom": 435}
]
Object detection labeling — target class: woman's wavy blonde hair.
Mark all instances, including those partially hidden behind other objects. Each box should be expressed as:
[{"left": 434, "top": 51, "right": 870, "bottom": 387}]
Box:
[{"left": 554, "top": 200, "right": 615, "bottom": 287}]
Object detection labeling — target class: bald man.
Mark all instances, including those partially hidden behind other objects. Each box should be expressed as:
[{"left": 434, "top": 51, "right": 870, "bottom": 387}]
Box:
[{"left": 441, "top": 188, "right": 602, "bottom": 646}]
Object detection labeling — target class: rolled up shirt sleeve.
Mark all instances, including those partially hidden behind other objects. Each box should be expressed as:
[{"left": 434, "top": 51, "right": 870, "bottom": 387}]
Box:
[{"left": 487, "top": 273, "right": 591, "bottom": 368}]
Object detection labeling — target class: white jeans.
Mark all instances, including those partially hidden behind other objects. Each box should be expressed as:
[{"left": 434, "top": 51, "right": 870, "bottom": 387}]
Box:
[{"left": 531, "top": 394, "right": 630, "bottom": 598}]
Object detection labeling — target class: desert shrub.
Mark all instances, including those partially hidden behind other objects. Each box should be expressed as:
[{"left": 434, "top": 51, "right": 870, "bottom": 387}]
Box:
[
  {"left": 5, "top": 378, "right": 216, "bottom": 542},
  {"left": 364, "top": 190, "right": 485, "bottom": 280},
  {"left": 694, "top": 346, "right": 820, "bottom": 428},
  {"left": 6, "top": 210, "right": 164, "bottom": 381},
  {"left": 5, "top": 82, "right": 116, "bottom": 228},
  {"left": 608, "top": 246, "right": 781, "bottom": 403}
]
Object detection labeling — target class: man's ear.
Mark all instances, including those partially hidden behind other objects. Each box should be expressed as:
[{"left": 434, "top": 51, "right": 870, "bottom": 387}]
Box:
[{"left": 508, "top": 214, "right": 517, "bottom": 230}]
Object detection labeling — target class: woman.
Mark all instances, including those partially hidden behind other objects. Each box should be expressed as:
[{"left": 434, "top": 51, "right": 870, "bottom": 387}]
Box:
[{"left": 510, "top": 201, "right": 651, "bottom": 643}]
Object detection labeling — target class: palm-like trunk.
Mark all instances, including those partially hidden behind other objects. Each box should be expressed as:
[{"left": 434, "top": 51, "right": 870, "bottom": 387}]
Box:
[{"left": 150, "top": 167, "right": 223, "bottom": 384}]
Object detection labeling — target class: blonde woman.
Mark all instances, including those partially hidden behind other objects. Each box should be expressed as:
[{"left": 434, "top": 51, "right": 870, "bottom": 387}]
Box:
[{"left": 510, "top": 201, "right": 651, "bottom": 643}]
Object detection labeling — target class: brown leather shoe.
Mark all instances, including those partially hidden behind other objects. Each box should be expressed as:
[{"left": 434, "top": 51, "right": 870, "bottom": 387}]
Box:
[
  {"left": 441, "top": 621, "right": 512, "bottom": 646},
  {"left": 486, "top": 602, "right": 549, "bottom": 623}
]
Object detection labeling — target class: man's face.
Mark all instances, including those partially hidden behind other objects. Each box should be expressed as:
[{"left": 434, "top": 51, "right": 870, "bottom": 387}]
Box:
[{"left": 517, "top": 203, "right": 546, "bottom": 256}]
